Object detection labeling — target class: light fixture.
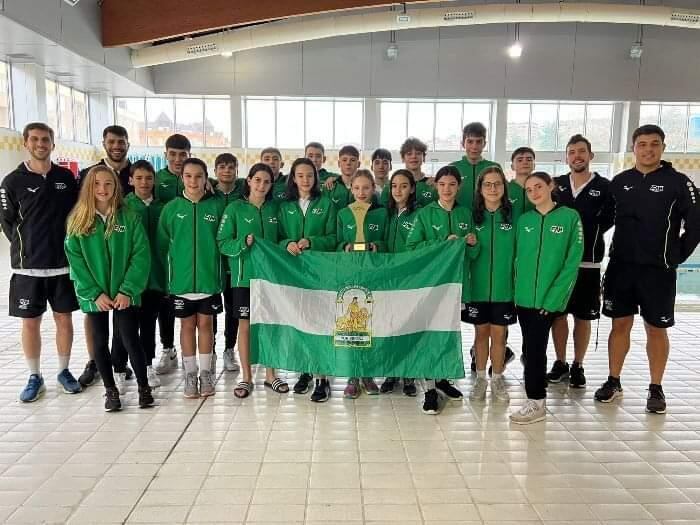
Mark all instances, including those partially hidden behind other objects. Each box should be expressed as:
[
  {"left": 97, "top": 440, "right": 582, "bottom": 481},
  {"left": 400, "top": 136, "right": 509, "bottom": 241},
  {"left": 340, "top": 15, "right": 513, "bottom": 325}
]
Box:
[
  {"left": 385, "top": 30, "right": 399, "bottom": 61},
  {"left": 221, "top": 51, "right": 233, "bottom": 58},
  {"left": 507, "top": 22, "right": 522, "bottom": 59},
  {"left": 629, "top": 41, "right": 643, "bottom": 59}
]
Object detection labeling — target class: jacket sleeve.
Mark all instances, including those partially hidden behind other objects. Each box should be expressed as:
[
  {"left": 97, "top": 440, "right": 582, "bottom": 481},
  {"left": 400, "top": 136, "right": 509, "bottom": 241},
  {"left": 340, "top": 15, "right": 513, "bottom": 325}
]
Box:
[
  {"left": 277, "top": 207, "right": 295, "bottom": 249},
  {"left": 336, "top": 211, "right": 348, "bottom": 251},
  {"left": 308, "top": 205, "right": 338, "bottom": 252},
  {"left": 0, "top": 177, "right": 17, "bottom": 242},
  {"left": 598, "top": 181, "right": 616, "bottom": 234},
  {"left": 156, "top": 206, "right": 172, "bottom": 269},
  {"left": 678, "top": 175, "right": 700, "bottom": 264},
  {"left": 542, "top": 213, "right": 584, "bottom": 313},
  {"left": 64, "top": 234, "right": 102, "bottom": 302},
  {"left": 216, "top": 204, "right": 247, "bottom": 258},
  {"left": 405, "top": 212, "right": 432, "bottom": 250},
  {"left": 119, "top": 218, "right": 151, "bottom": 299},
  {"left": 467, "top": 226, "right": 481, "bottom": 260}
]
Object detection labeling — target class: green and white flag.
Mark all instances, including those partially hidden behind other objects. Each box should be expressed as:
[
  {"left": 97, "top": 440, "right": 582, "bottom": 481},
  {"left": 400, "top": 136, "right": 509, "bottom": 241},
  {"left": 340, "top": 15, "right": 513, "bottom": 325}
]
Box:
[{"left": 249, "top": 239, "right": 465, "bottom": 378}]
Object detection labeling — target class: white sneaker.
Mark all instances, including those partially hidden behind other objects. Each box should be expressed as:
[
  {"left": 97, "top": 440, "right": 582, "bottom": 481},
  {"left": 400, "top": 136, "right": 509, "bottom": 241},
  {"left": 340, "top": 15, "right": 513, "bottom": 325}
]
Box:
[
  {"left": 510, "top": 399, "right": 546, "bottom": 425},
  {"left": 469, "top": 377, "right": 488, "bottom": 401},
  {"left": 491, "top": 375, "right": 510, "bottom": 402},
  {"left": 156, "top": 348, "right": 178, "bottom": 375},
  {"left": 147, "top": 366, "right": 161, "bottom": 388},
  {"left": 115, "top": 372, "right": 127, "bottom": 395},
  {"left": 223, "top": 347, "right": 240, "bottom": 372}
]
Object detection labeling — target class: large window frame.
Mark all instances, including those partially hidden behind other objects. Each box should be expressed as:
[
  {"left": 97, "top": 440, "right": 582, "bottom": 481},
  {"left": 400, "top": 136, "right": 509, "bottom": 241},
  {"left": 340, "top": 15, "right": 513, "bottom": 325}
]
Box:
[
  {"left": 45, "top": 79, "right": 90, "bottom": 143},
  {"left": 0, "top": 60, "right": 13, "bottom": 130},
  {"left": 640, "top": 102, "right": 700, "bottom": 153}
]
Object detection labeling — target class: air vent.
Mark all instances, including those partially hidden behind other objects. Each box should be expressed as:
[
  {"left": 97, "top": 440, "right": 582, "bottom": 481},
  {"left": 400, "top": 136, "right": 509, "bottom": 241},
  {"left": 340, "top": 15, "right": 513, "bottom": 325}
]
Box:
[
  {"left": 186, "top": 42, "right": 218, "bottom": 55},
  {"left": 671, "top": 12, "right": 700, "bottom": 24},
  {"left": 443, "top": 11, "right": 475, "bottom": 21}
]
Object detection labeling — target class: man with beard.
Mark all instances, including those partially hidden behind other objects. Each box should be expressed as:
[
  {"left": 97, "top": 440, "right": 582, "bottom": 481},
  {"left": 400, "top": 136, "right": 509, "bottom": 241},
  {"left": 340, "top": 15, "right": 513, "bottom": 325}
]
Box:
[
  {"left": 1, "top": 123, "right": 82, "bottom": 401},
  {"left": 548, "top": 135, "right": 613, "bottom": 389},
  {"left": 77, "top": 125, "right": 136, "bottom": 389}
]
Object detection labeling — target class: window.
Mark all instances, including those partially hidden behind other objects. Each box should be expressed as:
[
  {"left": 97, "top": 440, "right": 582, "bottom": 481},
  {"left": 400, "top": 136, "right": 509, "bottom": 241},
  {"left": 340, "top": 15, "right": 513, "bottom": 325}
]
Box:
[
  {"left": 0, "top": 61, "right": 12, "bottom": 129},
  {"left": 115, "top": 97, "right": 231, "bottom": 147},
  {"left": 379, "top": 100, "right": 493, "bottom": 152},
  {"left": 640, "top": 102, "right": 700, "bottom": 153},
  {"left": 244, "top": 97, "right": 364, "bottom": 149},
  {"left": 506, "top": 101, "right": 615, "bottom": 153},
  {"left": 45, "top": 80, "right": 90, "bottom": 143}
]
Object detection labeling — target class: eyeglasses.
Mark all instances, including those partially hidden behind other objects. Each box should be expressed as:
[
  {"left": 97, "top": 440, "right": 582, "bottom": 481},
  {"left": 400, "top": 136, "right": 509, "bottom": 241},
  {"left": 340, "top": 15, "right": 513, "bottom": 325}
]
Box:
[{"left": 482, "top": 182, "right": 504, "bottom": 189}]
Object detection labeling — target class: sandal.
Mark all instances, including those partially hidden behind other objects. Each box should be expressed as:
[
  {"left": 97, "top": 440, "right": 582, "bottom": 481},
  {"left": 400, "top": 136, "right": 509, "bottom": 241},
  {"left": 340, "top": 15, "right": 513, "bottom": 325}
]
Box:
[
  {"left": 234, "top": 381, "right": 253, "bottom": 399},
  {"left": 264, "top": 378, "right": 289, "bottom": 394}
]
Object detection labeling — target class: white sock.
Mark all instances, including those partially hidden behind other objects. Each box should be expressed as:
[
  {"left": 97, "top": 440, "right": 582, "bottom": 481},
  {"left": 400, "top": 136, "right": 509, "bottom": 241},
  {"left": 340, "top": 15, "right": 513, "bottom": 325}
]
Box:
[
  {"left": 199, "top": 353, "right": 212, "bottom": 373},
  {"left": 183, "top": 355, "right": 198, "bottom": 375},
  {"left": 58, "top": 354, "right": 70, "bottom": 371},
  {"left": 476, "top": 369, "right": 487, "bottom": 379},
  {"left": 424, "top": 379, "right": 436, "bottom": 390},
  {"left": 492, "top": 372, "right": 503, "bottom": 379},
  {"left": 26, "top": 358, "right": 40, "bottom": 376}
]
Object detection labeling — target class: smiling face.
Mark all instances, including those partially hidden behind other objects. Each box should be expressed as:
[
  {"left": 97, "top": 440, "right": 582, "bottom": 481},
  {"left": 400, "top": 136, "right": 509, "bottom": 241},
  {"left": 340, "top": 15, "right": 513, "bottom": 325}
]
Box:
[
  {"left": 166, "top": 147, "right": 189, "bottom": 176},
  {"left": 436, "top": 175, "right": 459, "bottom": 204},
  {"left": 248, "top": 169, "right": 273, "bottom": 200},
  {"left": 402, "top": 148, "right": 424, "bottom": 172},
  {"left": 391, "top": 174, "right": 414, "bottom": 208},
  {"left": 103, "top": 132, "right": 129, "bottom": 164},
  {"left": 215, "top": 162, "right": 237, "bottom": 185},
  {"left": 566, "top": 142, "right": 594, "bottom": 174},
  {"left": 481, "top": 172, "right": 505, "bottom": 208},
  {"left": 351, "top": 175, "right": 374, "bottom": 203},
  {"left": 24, "top": 129, "right": 54, "bottom": 162},
  {"left": 633, "top": 133, "right": 665, "bottom": 171},
  {"left": 293, "top": 163, "right": 316, "bottom": 196},
  {"left": 525, "top": 176, "right": 554, "bottom": 207},
  {"left": 182, "top": 163, "right": 206, "bottom": 195},
  {"left": 130, "top": 168, "right": 155, "bottom": 200},
  {"left": 94, "top": 171, "right": 116, "bottom": 205}
]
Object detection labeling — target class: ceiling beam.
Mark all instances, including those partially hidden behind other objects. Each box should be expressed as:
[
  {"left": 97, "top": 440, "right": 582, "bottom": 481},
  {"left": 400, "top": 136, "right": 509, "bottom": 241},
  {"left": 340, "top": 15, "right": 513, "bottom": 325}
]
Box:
[{"left": 101, "top": 0, "right": 427, "bottom": 47}]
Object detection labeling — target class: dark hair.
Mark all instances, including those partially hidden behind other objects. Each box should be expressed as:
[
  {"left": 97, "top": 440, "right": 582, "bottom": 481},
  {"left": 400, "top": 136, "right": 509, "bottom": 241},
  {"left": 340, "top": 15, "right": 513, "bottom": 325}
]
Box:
[
  {"left": 130, "top": 159, "right": 155, "bottom": 177},
  {"left": 462, "top": 122, "right": 487, "bottom": 142},
  {"left": 511, "top": 146, "right": 536, "bottom": 161},
  {"left": 215, "top": 153, "right": 238, "bottom": 167},
  {"left": 434, "top": 165, "right": 462, "bottom": 185},
  {"left": 338, "top": 145, "right": 360, "bottom": 158},
  {"left": 371, "top": 148, "right": 392, "bottom": 162},
  {"left": 242, "top": 162, "right": 275, "bottom": 201},
  {"left": 286, "top": 157, "right": 321, "bottom": 201},
  {"left": 400, "top": 137, "right": 427, "bottom": 158},
  {"left": 23, "top": 122, "right": 54, "bottom": 142},
  {"left": 305, "top": 142, "right": 325, "bottom": 154},
  {"left": 260, "top": 147, "right": 282, "bottom": 159},
  {"left": 103, "top": 125, "right": 128, "bottom": 140},
  {"left": 633, "top": 124, "right": 665, "bottom": 144},
  {"left": 387, "top": 169, "right": 417, "bottom": 214},
  {"left": 565, "top": 134, "right": 592, "bottom": 153},
  {"left": 473, "top": 166, "right": 512, "bottom": 225},
  {"left": 181, "top": 157, "right": 208, "bottom": 177},
  {"left": 165, "top": 133, "right": 191, "bottom": 151},
  {"left": 525, "top": 171, "right": 557, "bottom": 202}
]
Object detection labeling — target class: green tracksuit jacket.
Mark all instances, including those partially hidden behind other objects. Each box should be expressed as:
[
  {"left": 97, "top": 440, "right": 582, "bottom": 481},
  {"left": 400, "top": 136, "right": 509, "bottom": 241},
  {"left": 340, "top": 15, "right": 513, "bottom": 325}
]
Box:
[
  {"left": 406, "top": 201, "right": 477, "bottom": 302},
  {"left": 514, "top": 205, "right": 584, "bottom": 312},
  {"left": 124, "top": 193, "right": 166, "bottom": 293},
  {"left": 272, "top": 174, "right": 288, "bottom": 202},
  {"left": 336, "top": 204, "right": 388, "bottom": 252},
  {"left": 450, "top": 157, "right": 501, "bottom": 209},
  {"left": 157, "top": 193, "right": 225, "bottom": 296},
  {"left": 277, "top": 195, "right": 337, "bottom": 252},
  {"left": 217, "top": 199, "right": 280, "bottom": 288},
  {"left": 324, "top": 178, "right": 380, "bottom": 209},
  {"left": 508, "top": 180, "right": 535, "bottom": 224},
  {"left": 379, "top": 178, "right": 436, "bottom": 209},
  {"left": 319, "top": 168, "right": 339, "bottom": 184},
  {"left": 154, "top": 168, "right": 184, "bottom": 203},
  {"left": 65, "top": 208, "right": 151, "bottom": 313},
  {"left": 470, "top": 208, "right": 516, "bottom": 303},
  {"left": 385, "top": 207, "right": 419, "bottom": 253}
]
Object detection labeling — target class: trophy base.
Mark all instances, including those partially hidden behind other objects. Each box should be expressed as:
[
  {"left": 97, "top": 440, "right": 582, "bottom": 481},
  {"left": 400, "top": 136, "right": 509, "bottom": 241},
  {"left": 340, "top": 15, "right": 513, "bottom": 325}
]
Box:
[{"left": 350, "top": 243, "right": 370, "bottom": 252}]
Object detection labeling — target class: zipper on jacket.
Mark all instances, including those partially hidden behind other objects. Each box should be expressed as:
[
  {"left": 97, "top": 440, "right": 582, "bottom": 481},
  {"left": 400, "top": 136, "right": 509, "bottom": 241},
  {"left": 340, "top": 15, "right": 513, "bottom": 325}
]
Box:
[
  {"left": 533, "top": 214, "right": 545, "bottom": 306},
  {"left": 392, "top": 213, "right": 400, "bottom": 252},
  {"left": 17, "top": 204, "right": 24, "bottom": 269},
  {"left": 192, "top": 202, "right": 198, "bottom": 292},
  {"left": 489, "top": 213, "right": 495, "bottom": 301}
]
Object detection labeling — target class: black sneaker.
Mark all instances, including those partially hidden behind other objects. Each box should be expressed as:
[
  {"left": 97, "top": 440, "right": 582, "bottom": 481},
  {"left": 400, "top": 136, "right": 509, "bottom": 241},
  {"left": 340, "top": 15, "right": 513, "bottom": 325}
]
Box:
[
  {"left": 402, "top": 378, "right": 417, "bottom": 397},
  {"left": 546, "top": 360, "right": 570, "bottom": 383},
  {"left": 138, "top": 386, "right": 155, "bottom": 408},
  {"left": 78, "top": 360, "right": 99, "bottom": 387},
  {"left": 104, "top": 387, "right": 121, "bottom": 412},
  {"left": 436, "top": 379, "right": 463, "bottom": 400},
  {"left": 124, "top": 366, "right": 134, "bottom": 380},
  {"left": 646, "top": 384, "right": 666, "bottom": 414},
  {"left": 470, "top": 346, "right": 476, "bottom": 373},
  {"left": 293, "top": 373, "right": 313, "bottom": 394},
  {"left": 310, "top": 379, "right": 330, "bottom": 403},
  {"left": 380, "top": 377, "right": 398, "bottom": 393},
  {"left": 422, "top": 388, "right": 440, "bottom": 415},
  {"left": 489, "top": 346, "right": 516, "bottom": 376},
  {"left": 570, "top": 362, "right": 586, "bottom": 388},
  {"left": 594, "top": 376, "right": 623, "bottom": 403}
]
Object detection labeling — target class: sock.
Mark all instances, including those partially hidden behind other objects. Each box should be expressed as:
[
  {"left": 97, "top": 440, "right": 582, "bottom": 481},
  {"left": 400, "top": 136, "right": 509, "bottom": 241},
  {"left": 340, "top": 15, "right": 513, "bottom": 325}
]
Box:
[
  {"left": 476, "top": 369, "right": 487, "bottom": 379},
  {"left": 609, "top": 375, "right": 621, "bottom": 384},
  {"left": 26, "top": 358, "right": 40, "bottom": 376},
  {"left": 492, "top": 372, "right": 503, "bottom": 380},
  {"left": 199, "top": 353, "right": 212, "bottom": 373},
  {"left": 424, "top": 379, "right": 436, "bottom": 390},
  {"left": 533, "top": 398, "right": 545, "bottom": 408},
  {"left": 58, "top": 354, "right": 70, "bottom": 371},
  {"left": 183, "top": 355, "right": 198, "bottom": 374}
]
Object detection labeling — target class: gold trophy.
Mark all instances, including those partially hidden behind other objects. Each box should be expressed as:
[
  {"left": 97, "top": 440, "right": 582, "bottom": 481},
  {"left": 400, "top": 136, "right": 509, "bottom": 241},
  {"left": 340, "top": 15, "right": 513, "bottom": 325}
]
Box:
[{"left": 348, "top": 200, "right": 371, "bottom": 251}]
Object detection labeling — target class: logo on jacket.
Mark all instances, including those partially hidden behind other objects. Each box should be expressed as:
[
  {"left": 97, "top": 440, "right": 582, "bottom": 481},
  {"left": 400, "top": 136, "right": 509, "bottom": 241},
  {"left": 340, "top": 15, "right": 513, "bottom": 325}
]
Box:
[
  {"left": 176, "top": 213, "right": 187, "bottom": 220},
  {"left": 550, "top": 225, "right": 564, "bottom": 234},
  {"left": 475, "top": 226, "right": 484, "bottom": 231},
  {"left": 346, "top": 224, "right": 355, "bottom": 230},
  {"left": 331, "top": 198, "right": 340, "bottom": 204},
  {"left": 368, "top": 223, "right": 379, "bottom": 232},
  {"left": 432, "top": 225, "right": 443, "bottom": 231},
  {"left": 650, "top": 185, "right": 664, "bottom": 193},
  {"left": 458, "top": 223, "right": 469, "bottom": 230},
  {"left": 401, "top": 221, "right": 414, "bottom": 231},
  {"left": 160, "top": 183, "right": 170, "bottom": 188},
  {"left": 588, "top": 189, "right": 601, "bottom": 197},
  {"left": 500, "top": 224, "right": 513, "bottom": 231},
  {"left": 203, "top": 214, "right": 217, "bottom": 223},
  {"left": 422, "top": 191, "right": 433, "bottom": 199},
  {"left": 558, "top": 185, "right": 567, "bottom": 193},
  {"left": 524, "top": 226, "right": 534, "bottom": 233},
  {"left": 268, "top": 217, "right": 278, "bottom": 224},
  {"left": 312, "top": 208, "right": 324, "bottom": 215},
  {"left": 113, "top": 224, "right": 126, "bottom": 233},
  {"left": 244, "top": 218, "right": 254, "bottom": 224},
  {"left": 287, "top": 209, "right": 296, "bottom": 214},
  {"left": 54, "top": 182, "right": 67, "bottom": 190},
  {"left": 27, "top": 187, "right": 39, "bottom": 193},
  {"left": 623, "top": 185, "right": 634, "bottom": 191},
  {"left": 509, "top": 197, "right": 518, "bottom": 204}
]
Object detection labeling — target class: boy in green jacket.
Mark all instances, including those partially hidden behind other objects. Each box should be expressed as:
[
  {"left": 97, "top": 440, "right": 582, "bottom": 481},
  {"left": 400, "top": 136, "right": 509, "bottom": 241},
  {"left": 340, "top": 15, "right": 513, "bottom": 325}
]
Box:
[
  {"left": 511, "top": 172, "right": 583, "bottom": 425},
  {"left": 336, "top": 170, "right": 388, "bottom": 253},
  {"left": 323, "top": 145, "right": 360, "bottom": 209},
  {"left": 306, "top": 141, "right": 339, "bottom": 184},
  {"left": 65, "top": 165, "right": 154, "bottom": 412},
  {"left": 450, "top": 122, "right": 501, "bottom": 209},
  {"left": 508, "top": 147, "right": 536, "bottom": 223},
  {"left": 260, "top": 147, "right": 289, "bottom": 201},
  {"left": 380, "top": 138, "right": 436, "bottom": 208},
  {"left": 158, "top": 158, "right": 225, "bottom": 399}
]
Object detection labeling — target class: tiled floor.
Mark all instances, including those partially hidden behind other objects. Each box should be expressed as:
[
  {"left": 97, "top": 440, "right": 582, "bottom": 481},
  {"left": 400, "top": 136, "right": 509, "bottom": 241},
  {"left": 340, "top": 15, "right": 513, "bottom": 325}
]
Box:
[{"left": 1, "top": 258, "right": 700, "bottom": 523}]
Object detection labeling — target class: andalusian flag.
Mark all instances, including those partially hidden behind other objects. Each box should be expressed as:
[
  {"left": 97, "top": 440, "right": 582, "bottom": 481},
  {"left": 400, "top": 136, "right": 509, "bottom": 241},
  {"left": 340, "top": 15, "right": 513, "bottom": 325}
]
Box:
[{"left": 249, "top": 240, "right": 465, "bottom": 378}]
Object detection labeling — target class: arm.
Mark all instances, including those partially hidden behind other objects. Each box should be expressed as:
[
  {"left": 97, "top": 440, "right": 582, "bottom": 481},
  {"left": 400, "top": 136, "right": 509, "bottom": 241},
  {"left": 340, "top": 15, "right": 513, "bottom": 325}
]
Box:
[
  {"left": 64, "top": 235, "right": 103, "bottom": 302},
  {"left": 156, "top": 208, "right": 172, "bottom": 269},
  {"left": 216, "top": 204, "right": 247, "bottom": 258},
  {"left": 277, "top": 206, "right": 296, "bottom": 248},
  {"left": 119, "top": 219, "right": 151, "bottom": 300},
  {"left": 0, "top": 178, "right": 17, "bottom": 242},
  {"left": 598, "top": 182, "right": 616, "bottom": 234},
  {"left": 678, "top": 176, "right": 700, "bottom": 263},
  {"left": 308, "top": 204, "right": 338, "bottom": 252},
  {"left": 542, "top": 213, "right": 584, "bottom": 313},
  {"left": 405, "top": 213, "right": 431, "bottom": 250},
  {"left": 336, "top": 211, "right": 348, "bottom": 251}
]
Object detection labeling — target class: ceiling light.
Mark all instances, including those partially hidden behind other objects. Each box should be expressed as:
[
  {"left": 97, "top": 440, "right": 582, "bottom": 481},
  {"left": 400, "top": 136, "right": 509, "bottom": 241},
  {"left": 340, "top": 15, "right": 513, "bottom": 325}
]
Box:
[
  {"left": 629, "top": 41, "right": 643, "bottom": 59},
  {"left": 507, "top": 42, "right": 523, "bottom": 59},
  {"left": 221, "top": 51, "right": 233, "bottom": 58},
  {"left": 385, "top": 43, "right": 399, "bottom": 61}
]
